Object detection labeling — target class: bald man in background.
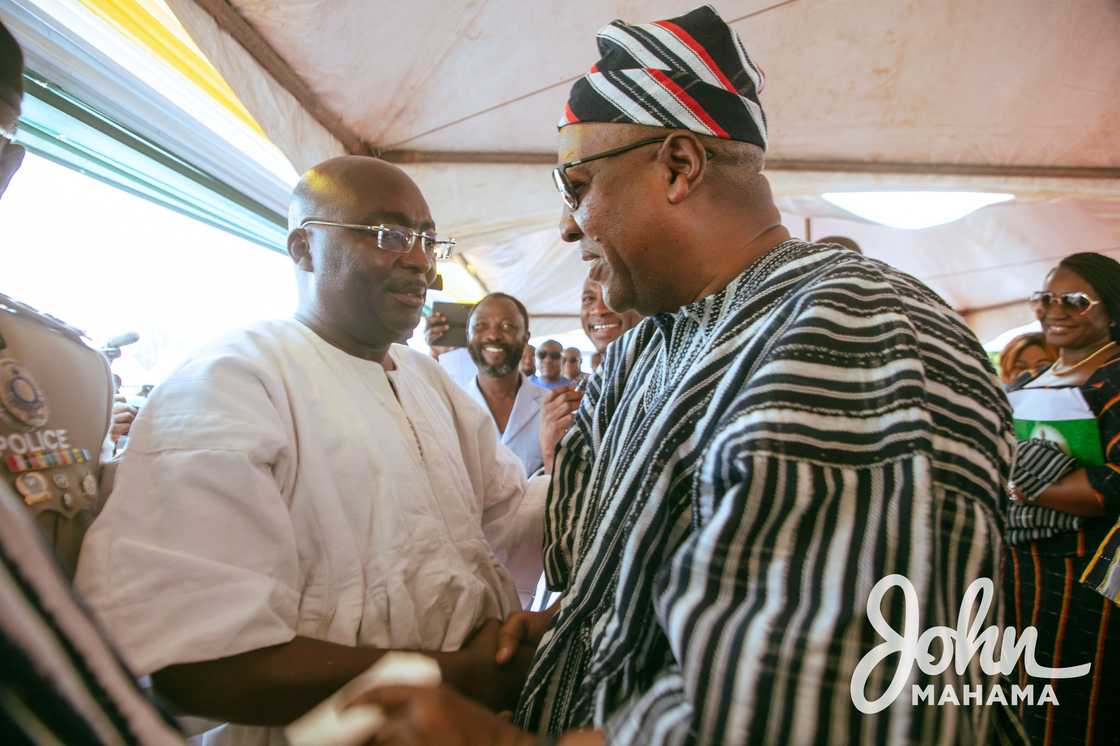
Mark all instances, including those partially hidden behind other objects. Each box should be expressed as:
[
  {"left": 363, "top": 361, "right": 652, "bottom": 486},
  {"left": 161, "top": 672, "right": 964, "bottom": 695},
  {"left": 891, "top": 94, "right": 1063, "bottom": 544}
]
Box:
[{"left": 75, "top": 156, "right": 545, "bottom": 744}]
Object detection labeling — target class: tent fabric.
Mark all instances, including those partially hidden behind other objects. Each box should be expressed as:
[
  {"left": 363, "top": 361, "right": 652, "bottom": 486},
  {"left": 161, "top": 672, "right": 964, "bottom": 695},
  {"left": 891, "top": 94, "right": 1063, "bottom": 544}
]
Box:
[{"left": 164, "top": 0, "right": 1120, "bottom": 336}]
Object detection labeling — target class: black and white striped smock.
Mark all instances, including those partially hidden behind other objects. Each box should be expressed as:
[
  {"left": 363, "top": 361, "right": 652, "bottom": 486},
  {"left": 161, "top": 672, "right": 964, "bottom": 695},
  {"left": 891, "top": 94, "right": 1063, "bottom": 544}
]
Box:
[
  {"left": 0, "top": 480, "right": 182, "bottom": 745},
  {"left": 515, "top": 241, "right": 1019, "bottom": 745}
]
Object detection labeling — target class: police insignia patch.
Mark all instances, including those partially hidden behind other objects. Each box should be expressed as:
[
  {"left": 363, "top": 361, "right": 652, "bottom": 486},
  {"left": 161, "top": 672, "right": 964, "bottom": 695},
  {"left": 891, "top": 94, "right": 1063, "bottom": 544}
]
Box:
[
  {"left": 0, "top": 357, "right": 49, "bottom": 429},
  {"left": 15, "top": 471, "right": 49, "bottom": 506}
]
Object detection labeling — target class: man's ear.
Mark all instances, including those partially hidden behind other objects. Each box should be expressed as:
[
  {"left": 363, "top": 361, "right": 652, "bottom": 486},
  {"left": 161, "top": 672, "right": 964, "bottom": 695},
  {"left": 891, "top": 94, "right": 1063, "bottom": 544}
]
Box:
[
  {"left": 287, "top": 228, "right": 314, "bottom": 271},
  {"left": 659, "top": 132, "right": 709, "bottom": 205}
]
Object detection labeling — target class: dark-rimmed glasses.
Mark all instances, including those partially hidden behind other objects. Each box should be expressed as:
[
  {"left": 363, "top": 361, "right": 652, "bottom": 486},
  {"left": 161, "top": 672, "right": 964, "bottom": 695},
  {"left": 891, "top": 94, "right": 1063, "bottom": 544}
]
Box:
[
  {"left": 552, "top": 136, "right": 671, "bottom": 211},
  {"left": 1029, "top": 291, "right": 1102, "bottom": 316},
  {"left": 299, "top": 218, "right": 455, "bottom": 261},
  {"left": 537, "top": 350, "right": 562, "bottom": 360}
]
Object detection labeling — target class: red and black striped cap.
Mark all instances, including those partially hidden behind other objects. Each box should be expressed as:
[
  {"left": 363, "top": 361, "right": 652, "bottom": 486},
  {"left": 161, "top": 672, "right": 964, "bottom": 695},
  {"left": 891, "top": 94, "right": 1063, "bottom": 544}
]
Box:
[{"left": 561, "top": 5, "right": 767, "bottom": 149}]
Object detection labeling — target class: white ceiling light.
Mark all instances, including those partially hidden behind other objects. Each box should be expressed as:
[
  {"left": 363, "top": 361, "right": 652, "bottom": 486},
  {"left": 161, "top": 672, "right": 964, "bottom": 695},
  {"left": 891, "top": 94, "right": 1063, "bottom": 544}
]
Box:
[{"left": 821, "top": 191, "right": 1014, "bottom": 230}]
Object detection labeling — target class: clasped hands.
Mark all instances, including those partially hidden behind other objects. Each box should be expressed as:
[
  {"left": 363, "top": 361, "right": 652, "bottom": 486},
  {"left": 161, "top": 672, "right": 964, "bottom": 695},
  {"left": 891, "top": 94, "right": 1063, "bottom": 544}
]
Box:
[{"left": 350, "top": 609, "right": 553, "bottom": 746}]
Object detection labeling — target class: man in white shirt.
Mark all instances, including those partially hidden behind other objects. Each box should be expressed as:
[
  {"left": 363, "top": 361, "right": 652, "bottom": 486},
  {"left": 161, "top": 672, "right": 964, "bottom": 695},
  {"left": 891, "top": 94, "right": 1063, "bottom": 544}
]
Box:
[
  {"left": 464, "top": 292, "right": 546, "bottom": 475},
  {"left": 436, "top": 344, "right": 477, "bottom": 390},
  {"left": 75, "top": 156, "right": 546, "bottom": 743}
]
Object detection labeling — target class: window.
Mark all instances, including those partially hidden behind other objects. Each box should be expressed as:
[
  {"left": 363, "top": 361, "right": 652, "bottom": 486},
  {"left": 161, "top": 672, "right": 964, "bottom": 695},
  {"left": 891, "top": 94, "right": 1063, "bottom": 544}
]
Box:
[{"left": 0, "top": 152, "right": 296, "bottom": 390}]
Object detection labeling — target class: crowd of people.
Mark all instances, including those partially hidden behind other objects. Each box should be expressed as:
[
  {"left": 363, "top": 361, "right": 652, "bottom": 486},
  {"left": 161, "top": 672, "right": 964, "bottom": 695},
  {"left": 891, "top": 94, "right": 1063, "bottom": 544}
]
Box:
[{"left": 2, "top": 6, "right": 1118, "bottom": 746}]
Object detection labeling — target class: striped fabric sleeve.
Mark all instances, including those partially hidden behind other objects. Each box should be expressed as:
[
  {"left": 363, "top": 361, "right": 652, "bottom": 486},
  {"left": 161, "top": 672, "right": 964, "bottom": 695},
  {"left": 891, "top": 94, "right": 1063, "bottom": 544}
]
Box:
[
  {"left": 543, "top": 322, "right": 648, "bottom": 592},
  {"left": 542, "top": 426, "right": 589, "bottom": 592},
  {"left": 1084, "top": 366, "right": 1120, "bottom": 517},
  {"left": 542, "top": 350, "right": 610, "bottom": 592},
  {"left": 603, "top": 664, "right": 692, "bottom": 744},
  {"left": 0, "top": 483, "right": 184, "bottom": 745}
]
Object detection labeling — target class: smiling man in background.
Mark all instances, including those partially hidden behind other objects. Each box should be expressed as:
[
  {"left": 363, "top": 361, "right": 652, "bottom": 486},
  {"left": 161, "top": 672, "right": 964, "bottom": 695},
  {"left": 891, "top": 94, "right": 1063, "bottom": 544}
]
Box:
[
  {"left": 76, "top": 156, "right": 546, "bottom": 743},
  {"left": 580, "top": 275, "right": 641, "bottom": 370},
  {"left": 465, "top": 291, "right": 547, "bottom": 485}
]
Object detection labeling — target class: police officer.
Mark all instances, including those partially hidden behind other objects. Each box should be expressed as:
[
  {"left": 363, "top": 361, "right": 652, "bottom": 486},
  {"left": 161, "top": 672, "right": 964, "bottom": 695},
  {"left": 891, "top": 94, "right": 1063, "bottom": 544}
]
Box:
[
  {"left": 0, "top": 22, "right": 113, "bottom": 578},
  {"left": 0, "top": 294, "right": 113, "bottom": 576}
]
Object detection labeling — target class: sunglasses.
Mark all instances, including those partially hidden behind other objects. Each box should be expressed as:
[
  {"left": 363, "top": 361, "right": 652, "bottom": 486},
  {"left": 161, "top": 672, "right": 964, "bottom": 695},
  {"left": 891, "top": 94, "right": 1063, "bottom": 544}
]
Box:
[
  {"left": 537, "top": 350, "right": 562, "bottom": 360},
  {"left": 1028, "top": 291, "right": 1102, "bottom": 316}
]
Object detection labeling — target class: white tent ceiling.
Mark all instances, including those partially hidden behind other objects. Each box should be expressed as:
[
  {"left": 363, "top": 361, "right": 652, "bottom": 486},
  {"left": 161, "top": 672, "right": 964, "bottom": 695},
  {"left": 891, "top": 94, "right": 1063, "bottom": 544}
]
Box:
[{"left": 166, "top": 0, "right": 1120, "bottom": 338}]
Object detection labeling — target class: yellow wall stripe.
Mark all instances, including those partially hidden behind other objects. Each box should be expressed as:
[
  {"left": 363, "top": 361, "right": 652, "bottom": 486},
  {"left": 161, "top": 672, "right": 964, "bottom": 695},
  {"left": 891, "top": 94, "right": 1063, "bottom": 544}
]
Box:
[{"left": 77, "top": 0, "right": 265, "bottom": 136}]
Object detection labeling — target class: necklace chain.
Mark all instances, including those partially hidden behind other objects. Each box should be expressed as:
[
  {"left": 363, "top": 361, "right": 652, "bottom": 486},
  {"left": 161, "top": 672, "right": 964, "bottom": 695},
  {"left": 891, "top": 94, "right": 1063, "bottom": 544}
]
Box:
[{"left": 1051, "top": 340, "right": 1117, "bottom": 376}]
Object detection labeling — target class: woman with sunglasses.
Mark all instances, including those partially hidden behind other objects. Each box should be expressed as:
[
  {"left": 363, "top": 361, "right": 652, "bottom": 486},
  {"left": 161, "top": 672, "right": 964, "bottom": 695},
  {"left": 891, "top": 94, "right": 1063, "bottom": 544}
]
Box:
[{"left": 1005, "top": 252, "right": 1120, "bottom": 744}]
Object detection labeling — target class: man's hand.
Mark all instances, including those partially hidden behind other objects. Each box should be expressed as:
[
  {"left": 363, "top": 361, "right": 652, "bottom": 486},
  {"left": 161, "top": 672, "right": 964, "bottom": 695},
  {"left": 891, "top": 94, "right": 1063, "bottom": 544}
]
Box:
[
  {"left": 424, "top": 312, "right": 451, "bottom": 358},
  {"left": 111, "top": 395, "right": 139, "bottom": 443},
  {"left": 444, "top": 619, "right": 535, "bottom": 713},
  {"left": 538, "top": 386, "right": 582, "bottom": 473},
  {"left": 350, "top": 685, "right": 533, "bottom": 746},
  {"left": 495, "top": 609, "right": 554, "bottom": 666}
]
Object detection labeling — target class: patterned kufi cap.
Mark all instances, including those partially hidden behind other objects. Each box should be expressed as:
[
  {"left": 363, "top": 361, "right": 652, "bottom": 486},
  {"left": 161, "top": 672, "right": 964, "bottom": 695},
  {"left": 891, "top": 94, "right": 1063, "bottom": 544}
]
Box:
[{"left": 560, "top": 5, "right": 767, "bottom": 149}]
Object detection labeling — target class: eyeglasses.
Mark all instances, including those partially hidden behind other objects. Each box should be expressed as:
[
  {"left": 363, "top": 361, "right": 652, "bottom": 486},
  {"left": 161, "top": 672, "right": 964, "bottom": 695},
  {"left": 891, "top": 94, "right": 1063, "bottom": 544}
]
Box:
[
  {"left": 554, "top": 135, "right": 721, "bottom": 211},
  {"left": 562, "top": 356, "right": 581, "bottom": 363},
  {"left": 537, "top": 350, "right": 562, "bottom": 360},
  {"left": 299, "top": 218, "right": 455, "bottom": 260},
  {"left": 1029, "top": 291, "right": 1102, "bottom": 316}
]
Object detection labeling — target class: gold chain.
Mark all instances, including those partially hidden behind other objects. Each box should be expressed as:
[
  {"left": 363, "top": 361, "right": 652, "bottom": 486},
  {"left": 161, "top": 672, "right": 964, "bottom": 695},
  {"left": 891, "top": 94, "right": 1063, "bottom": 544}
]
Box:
[{"left": 1051, "top": 340, "right": 1118, "bottom": 376}]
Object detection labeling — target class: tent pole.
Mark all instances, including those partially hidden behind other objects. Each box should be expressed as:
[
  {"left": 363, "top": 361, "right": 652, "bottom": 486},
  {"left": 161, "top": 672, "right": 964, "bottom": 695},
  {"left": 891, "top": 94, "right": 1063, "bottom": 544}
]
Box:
[
  {"left": 380, "top": 150, "right": 1120, "bottom": 182},
  {"left": 191, "top": 0, "right": 372, "bottom": 156}
]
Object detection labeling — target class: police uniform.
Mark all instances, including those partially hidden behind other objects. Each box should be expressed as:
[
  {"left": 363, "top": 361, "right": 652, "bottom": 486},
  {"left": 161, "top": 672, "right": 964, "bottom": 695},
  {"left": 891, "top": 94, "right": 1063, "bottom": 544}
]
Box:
[{"left": 0, "top": 292, "right": 112, "bottom": 578}]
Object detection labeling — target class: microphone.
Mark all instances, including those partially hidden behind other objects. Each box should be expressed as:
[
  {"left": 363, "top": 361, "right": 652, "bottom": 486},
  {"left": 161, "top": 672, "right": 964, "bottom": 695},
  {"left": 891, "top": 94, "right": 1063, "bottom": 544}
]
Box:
[
  {"left": 102, "top": 331, "right": 139, "bottom": 364},
  {"left": 105, "top": 331, "right": 139, "bottom": 348}
]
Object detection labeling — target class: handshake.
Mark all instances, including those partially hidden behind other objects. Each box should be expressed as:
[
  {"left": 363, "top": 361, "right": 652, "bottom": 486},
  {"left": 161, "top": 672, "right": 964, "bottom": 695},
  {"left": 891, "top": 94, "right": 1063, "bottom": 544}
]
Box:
[
  {"left": 289, "top": 607, "right": 556, "bottom": 746},
  {"left": 445, "top": 608, "right": 553, "bottom": 713}
]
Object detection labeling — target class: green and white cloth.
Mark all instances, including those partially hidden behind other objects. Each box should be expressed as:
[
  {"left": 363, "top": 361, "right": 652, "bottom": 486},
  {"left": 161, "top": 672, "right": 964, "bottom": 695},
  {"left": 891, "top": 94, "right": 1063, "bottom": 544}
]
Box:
[
  {"left": 1009, "top": 386, "right": 1105, "bottom": 466},
  {"left": 1007, "top": 385, "right": 1103, "bottom": 543}
]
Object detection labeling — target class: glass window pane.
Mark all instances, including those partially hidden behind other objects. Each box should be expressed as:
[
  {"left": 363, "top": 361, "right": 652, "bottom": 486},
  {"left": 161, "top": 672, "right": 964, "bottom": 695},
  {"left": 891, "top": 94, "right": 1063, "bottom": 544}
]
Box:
[{"left": 0, "top": 152, "right": 297, "bottom": 389}]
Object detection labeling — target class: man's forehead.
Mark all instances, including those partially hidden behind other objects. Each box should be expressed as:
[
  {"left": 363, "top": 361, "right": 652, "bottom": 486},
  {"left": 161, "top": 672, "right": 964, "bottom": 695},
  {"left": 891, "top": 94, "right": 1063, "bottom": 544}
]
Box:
[
  {"left": 352, "top": 208, "right": 434, "bottom": 230},
  {"left": 293, "top": 157, "right": 435, "bottom": 229},
  {"left": 474, "top": 297, "right": 521, "bottom": 319},
  {"left": 558, "top": 123, "right": 620, "bottom": 162}
]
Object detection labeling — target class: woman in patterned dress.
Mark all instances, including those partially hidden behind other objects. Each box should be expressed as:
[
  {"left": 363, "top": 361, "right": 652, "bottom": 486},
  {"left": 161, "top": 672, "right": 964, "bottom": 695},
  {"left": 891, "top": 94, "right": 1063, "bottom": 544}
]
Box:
[{"left": 1005, "top": 252, "right": 1120, "bottom": 746}]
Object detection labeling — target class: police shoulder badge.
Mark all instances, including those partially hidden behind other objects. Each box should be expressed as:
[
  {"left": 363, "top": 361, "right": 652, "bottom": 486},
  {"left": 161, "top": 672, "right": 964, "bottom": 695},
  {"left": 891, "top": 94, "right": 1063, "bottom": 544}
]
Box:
[{"left": 0, "top": 357, "right": 49, "bottom": 429}]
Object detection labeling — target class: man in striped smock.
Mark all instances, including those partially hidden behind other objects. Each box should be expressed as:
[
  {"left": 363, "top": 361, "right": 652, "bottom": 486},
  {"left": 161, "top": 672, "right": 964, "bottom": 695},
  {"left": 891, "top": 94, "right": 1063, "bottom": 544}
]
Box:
[{"left": 362, "top": 7, "right": 1020, "bottom": 746}]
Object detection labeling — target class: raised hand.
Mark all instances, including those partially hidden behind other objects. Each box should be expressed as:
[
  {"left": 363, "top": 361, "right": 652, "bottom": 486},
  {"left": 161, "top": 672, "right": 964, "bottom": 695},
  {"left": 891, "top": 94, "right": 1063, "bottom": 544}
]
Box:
[
  {"left": 110, "top": 395, "right": 139, "bottom": 443},
  {"left": 424, "top": 311, "right": 451, "bottom": 358},
  {"left": 538, "top": 386, "right": 582, "bottom": 472}
]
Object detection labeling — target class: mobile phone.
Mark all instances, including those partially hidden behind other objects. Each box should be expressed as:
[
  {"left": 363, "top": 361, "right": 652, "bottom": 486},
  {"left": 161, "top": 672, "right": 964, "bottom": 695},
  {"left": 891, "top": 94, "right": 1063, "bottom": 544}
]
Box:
[{"left": 430, "top": 301, "right": 473, "bottom": 348}]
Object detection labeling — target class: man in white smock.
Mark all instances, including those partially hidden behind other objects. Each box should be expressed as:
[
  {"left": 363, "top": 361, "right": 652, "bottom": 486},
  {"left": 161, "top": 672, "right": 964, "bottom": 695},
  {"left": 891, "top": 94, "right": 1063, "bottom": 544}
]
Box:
[{"left": 75, "top": 156, "right": 546, "bottom": 744}]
